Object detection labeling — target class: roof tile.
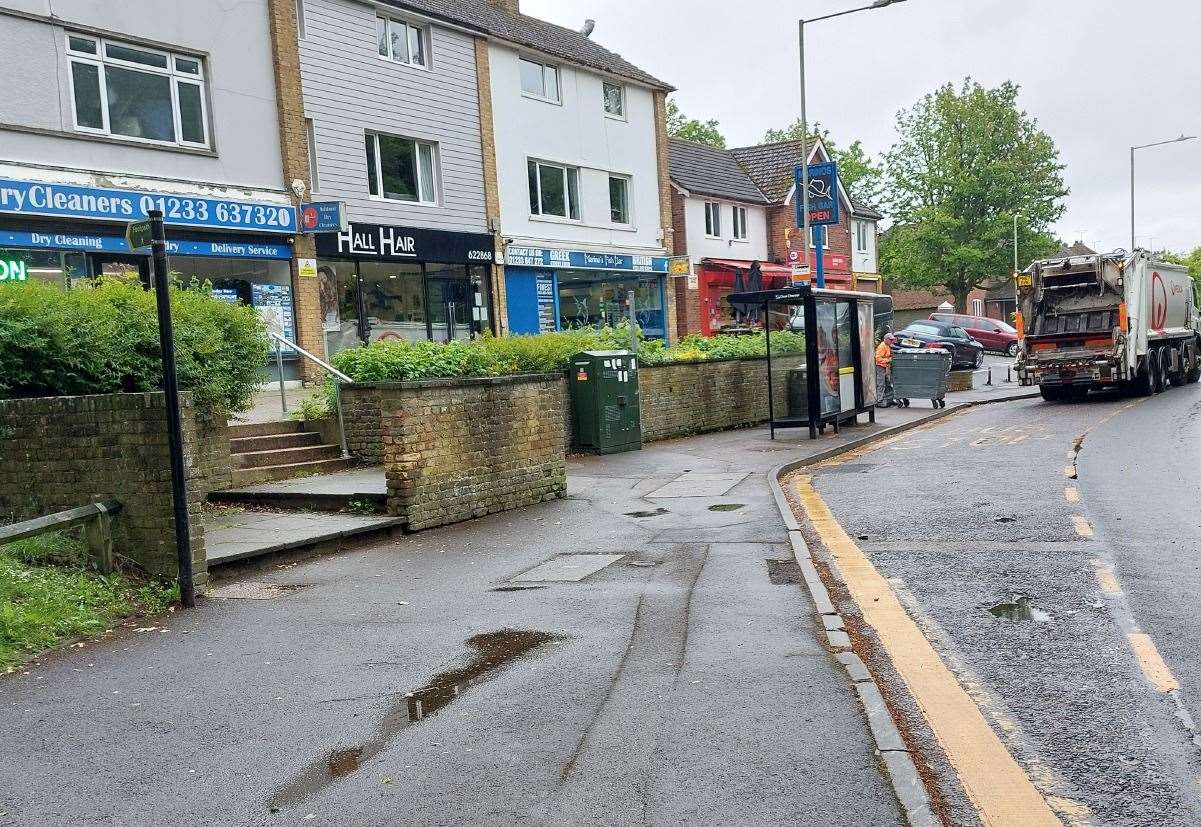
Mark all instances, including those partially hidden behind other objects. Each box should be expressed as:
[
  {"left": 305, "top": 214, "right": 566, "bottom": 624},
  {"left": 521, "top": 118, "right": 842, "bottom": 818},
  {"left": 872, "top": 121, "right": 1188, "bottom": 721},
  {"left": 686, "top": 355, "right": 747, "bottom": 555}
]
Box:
[{"left": 667, "top": 138, "right": 767, "bottom": 204}]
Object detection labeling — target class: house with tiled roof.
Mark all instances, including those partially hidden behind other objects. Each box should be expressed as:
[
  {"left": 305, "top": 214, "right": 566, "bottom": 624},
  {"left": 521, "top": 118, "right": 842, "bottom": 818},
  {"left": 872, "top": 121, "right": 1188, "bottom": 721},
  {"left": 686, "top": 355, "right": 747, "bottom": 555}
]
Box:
[{"left": 729, "top": 137, "right": 883, "bottom": 295}]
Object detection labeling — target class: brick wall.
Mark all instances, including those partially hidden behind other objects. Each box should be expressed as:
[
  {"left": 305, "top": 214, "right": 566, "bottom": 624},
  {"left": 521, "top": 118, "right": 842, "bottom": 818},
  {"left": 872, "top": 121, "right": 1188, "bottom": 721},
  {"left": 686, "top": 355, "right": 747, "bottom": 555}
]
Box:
[
  {"left": 266, "top": 0, "right": 324, "bottom": 380},
  {"left": 767, "top": 204, "right": 852, "bottom": 275},
  {"left": 670, "top": 189, "right": 703, "bottom": 337},
  {"left": 0, "top": 393, "right": 226, "bottom": 591},
  {"left": 341, "top": 384, "right": 384, "bottom": 465},
  {"left": 474, "top": 36, "right": 507, "bottom": 335},
  {"left": 378, "top": 374, "right": 567, "bottom": 530}
]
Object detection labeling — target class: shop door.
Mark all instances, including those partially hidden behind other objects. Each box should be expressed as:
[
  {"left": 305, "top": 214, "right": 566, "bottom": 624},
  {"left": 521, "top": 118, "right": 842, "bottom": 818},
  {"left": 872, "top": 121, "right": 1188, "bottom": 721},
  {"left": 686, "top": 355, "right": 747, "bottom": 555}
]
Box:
[{"left": 426, "top": 277, "right": 471, "bottom": 342}]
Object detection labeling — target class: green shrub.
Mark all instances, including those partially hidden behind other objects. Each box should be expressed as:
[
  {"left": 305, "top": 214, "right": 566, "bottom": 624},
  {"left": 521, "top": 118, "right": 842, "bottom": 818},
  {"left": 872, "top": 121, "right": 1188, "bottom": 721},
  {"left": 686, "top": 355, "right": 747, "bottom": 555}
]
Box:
[
  {"left": 0, "top": 278, "right": 268, "bottom": 414},
  {"left": 328, "top": 325, "right": 805, "bottom": 386}
]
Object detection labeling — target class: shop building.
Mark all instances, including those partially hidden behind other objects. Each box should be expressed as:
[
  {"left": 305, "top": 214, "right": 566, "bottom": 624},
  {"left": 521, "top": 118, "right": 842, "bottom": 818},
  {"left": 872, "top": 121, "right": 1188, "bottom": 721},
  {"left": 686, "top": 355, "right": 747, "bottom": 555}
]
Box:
[
  {"left": 479, "top": 0, "right": 678, "bottom": 339},
  {"left": 0, "top": 1, "right": 302, "bottom": 376},
  {"left": 667, "top": 137, "right": 785, "bottom": 336},
  {"left": 730, "top": 138, "right": 882, "bottom": 293}
]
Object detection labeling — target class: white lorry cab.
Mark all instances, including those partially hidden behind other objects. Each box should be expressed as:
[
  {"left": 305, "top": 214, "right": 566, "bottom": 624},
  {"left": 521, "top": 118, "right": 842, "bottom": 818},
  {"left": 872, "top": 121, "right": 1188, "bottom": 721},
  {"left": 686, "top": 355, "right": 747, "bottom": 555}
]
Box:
[{"left": 1016, "top": 250, "right": 1201, "bottom": 401}]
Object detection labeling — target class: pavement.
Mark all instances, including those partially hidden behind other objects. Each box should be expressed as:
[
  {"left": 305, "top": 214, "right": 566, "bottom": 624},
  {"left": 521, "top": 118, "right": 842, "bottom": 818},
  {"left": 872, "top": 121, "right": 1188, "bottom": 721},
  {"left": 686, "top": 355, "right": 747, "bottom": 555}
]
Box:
[
  {"left": 799, "top": 384, "right": 1201, "bottom": 825},
  {"left": 203, "top": 508, "right": 403, "bottom": 564},
  {"left": 3, "top": 404, "right": 970, "bottom": 826}
]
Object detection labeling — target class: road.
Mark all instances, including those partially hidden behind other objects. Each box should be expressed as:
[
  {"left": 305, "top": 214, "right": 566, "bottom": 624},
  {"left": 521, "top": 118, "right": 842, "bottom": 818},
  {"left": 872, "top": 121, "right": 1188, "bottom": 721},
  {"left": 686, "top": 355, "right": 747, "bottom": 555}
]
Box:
[
  {"left": 0, "top": 422, "right": 913, "bottom": 827},
  {"left": 805, "top": 383, "right": 1201, "bottom": 825}
]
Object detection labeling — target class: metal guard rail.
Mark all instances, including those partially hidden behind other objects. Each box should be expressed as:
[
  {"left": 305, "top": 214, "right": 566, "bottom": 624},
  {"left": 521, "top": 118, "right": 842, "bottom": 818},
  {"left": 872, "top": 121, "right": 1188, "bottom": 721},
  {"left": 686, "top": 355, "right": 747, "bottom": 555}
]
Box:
[{"left": 269, "top": 332, "right": 351, "bottom": 459}]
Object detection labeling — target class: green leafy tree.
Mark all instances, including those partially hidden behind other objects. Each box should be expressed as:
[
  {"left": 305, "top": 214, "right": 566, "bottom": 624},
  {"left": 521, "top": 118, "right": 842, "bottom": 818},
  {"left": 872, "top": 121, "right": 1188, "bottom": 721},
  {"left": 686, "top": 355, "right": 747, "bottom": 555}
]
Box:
[
  {"left": 666, "top": 98, "right": 726, "bottom": 148},
  {"left": 879, "top": 79, "right": 1068, "bottom": 311},
  {"left": 761, "top": 121, "right": 885, "bottom": 205},
  {"left": 1161, "top": 247, "right": 1201, "bottom": 277}
]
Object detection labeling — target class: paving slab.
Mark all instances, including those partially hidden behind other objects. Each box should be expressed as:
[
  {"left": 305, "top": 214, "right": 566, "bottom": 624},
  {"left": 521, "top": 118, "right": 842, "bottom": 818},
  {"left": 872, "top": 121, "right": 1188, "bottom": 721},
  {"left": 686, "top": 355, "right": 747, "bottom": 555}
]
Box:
[
  {"left": 511, "top": 553, "right": 625, "bottom": 582},
  {"left": 217, "top": 466, "right": 387, "bottom": 497},
  {"left": 204, "top": 508, "right": 403, "bottom": 564}
]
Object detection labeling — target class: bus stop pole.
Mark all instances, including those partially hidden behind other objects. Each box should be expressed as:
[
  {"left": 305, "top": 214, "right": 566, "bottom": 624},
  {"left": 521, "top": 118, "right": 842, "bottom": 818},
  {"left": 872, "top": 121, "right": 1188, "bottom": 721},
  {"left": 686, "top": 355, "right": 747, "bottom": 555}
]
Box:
[{"left": 149, "top": 210, "right": 195, "bottom": 608}]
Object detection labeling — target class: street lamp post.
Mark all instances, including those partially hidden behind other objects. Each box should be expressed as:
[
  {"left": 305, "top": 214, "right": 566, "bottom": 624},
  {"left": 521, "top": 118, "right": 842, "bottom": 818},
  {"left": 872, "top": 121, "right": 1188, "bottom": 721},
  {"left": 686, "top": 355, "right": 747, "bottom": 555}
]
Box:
[
  {"left": 1130, "top": 135, "right": 1196, "bottom": 253},
  {"left": 798, "top": 0, "right": 905, "bottom": 288}
]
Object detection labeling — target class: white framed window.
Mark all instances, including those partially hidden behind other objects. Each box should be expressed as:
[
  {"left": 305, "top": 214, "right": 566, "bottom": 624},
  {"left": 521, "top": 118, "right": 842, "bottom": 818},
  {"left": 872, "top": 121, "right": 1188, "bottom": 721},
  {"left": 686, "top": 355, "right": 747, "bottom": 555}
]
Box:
[
  {"left": 972, "top": 299, "right": 985, "bottom": 317},
  {"left": 365, "top": 132, "right": 437, "bottom": 204},
  {"left": 520, "top": 57, "right": 560, "bottom": 103},
  {"left": 854, "top": 220, "right": 870, "bottom": 252},
  {"left": 305, "top": 118, "right": 319, "bottom": 193},
  {"left": 732, "top": 206, "right": 748, "bottom": 241},
  {"left": 66, "top": 33, "right": 209, "bottom": 148},
  {"left": 528, "top": 159, "right": 579, "bottom": 220},
  {"left": 376, "top": 15, "right": 428, "bottom": 68},
  {"left": 609, "top": 175, "right": 630, "bottom": 224},
  {"left": 602, "top": 81, "right": 625, "bottom": 118},
  {"left": 704, "top": 202, "right": 721, "bottom": 237}
]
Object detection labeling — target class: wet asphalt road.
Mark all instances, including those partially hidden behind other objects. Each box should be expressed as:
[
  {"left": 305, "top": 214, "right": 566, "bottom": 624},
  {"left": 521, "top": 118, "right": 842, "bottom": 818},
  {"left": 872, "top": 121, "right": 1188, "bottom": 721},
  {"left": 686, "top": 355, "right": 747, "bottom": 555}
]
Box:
[
  {"left": 812, "top": 385, "right": 1201, "bottom": 825},
  {"left": 0, "top": 424, "right": 912, "bottom": 827}
]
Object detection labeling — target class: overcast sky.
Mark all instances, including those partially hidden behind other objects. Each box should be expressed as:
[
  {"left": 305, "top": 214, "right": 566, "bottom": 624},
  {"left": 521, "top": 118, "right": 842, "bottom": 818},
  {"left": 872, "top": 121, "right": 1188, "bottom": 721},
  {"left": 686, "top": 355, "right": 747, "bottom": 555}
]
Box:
[{"left": 523, "top": 0, "right": 1201, "bottom": 255}]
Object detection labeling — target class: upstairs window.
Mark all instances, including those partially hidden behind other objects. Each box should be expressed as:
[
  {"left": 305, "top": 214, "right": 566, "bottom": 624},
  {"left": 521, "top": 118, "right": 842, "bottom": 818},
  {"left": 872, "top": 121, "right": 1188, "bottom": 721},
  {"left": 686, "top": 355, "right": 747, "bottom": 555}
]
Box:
[
  {"left": 528, "top": 159, "right": 579, "bottom": 220},
  {"left": 365, "top": 132, "right": 437, "bottom": 204},
  {"left": 377, "top": 16, "right": 427, "bottom": 67},
  {"left": 854, "top": 220, "right": 870, "bottom": 252},
  {"left": 609, "top": 175, "right": 630, "bottom": 224},
  {"left": 520, "top": 57, "right": 560, "bottom": 103},
  {"left": 66, "top": 34, "right": 209, "bottom": 148},
  {"left": 732, "top": 206, "right": 748, "bottom": 240},
  {"left": 603, "top": 81, "right": 625, "bottom": 118},
  {"left": 704, "top": 202, "right": 721, "bottom": 237}
]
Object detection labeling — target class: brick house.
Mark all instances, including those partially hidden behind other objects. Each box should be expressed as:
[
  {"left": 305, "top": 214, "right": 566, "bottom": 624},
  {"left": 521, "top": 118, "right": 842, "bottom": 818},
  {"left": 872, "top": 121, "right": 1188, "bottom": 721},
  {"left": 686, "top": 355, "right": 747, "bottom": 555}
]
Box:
[{"left": 729, "top": 138, "right": 883, "bottom": 294}]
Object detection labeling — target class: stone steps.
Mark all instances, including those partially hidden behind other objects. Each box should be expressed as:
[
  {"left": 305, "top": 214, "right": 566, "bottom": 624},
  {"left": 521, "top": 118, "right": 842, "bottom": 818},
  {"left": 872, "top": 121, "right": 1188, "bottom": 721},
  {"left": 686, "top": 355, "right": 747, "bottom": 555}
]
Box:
[
  {"left": 230, "top": 457, "right": 355, "bottom": 487},
  {"left": 226, "top": 419, "right": 349, "bottom": 486},
  {"left": 232, "top": 443, "right": 341, "bottom": 470},
  {"left": 229, "top": 431, "right": 324, "bottom": 453}
]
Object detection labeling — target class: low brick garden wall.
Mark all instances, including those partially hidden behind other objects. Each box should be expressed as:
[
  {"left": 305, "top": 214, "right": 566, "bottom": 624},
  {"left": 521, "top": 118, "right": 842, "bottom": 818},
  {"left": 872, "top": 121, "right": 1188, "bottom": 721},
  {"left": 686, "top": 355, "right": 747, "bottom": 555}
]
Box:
[
  {"left": 0, "top": 392, "right": 232, "bottom": 592},
  {"left": 377, "top": 374, "right": 567, "bottom": 531}
]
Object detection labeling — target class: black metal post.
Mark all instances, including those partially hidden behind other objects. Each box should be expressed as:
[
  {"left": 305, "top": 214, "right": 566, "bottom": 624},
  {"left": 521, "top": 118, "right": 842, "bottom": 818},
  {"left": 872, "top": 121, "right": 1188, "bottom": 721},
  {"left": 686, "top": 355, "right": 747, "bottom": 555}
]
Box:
[
  {"left": 765, "top": 300, "right": 775, "bottom": 440},
  {"left": 149, "top": 210, "right": 195, "bottom": 608},
  {"left": 804, "top": 291, "right": 820, "bottom": 439}
]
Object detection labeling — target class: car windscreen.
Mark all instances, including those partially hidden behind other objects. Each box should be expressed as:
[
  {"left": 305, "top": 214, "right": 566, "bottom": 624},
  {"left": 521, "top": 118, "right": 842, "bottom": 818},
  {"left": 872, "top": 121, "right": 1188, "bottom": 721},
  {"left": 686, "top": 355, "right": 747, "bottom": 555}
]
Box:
[{"left": 903, "top": 323, "right": 943, "bottom": 336}]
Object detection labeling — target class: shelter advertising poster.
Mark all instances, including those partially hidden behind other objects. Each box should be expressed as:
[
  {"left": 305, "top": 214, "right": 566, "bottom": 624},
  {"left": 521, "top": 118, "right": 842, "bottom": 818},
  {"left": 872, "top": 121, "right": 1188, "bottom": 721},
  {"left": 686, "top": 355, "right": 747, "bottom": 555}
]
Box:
[
  {"left": 815, "top": 302, "right": 840, "bottom": 416},
  {"left": 858, "top": 302, "right": 877, "bottom": 407}
]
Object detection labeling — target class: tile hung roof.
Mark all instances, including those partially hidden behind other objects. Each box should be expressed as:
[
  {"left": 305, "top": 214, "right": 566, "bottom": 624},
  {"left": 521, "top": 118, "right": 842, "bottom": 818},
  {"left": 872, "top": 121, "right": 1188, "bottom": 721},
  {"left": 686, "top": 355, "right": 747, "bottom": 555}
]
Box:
[
  {"left": 667, "top": 138, "right": 768, "bottom": 205},
  {"left": 382, "top": 0, "right": 673, "bottom": 90},
  {"left": 729, "top": 139, "right": 884, "bottom": 219}
]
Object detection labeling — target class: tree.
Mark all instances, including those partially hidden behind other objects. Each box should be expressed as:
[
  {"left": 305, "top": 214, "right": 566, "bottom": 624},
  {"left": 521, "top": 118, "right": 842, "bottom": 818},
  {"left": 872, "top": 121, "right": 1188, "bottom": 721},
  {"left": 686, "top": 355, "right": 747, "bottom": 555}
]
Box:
[
  {"left": 760, "top": 121, "right": 885, "bottom": 205},
  {"left": 879, "top": 79, "right": 1068, "bottom": 311},
  {"left": 1161, "top": 247, "right": 1201, "bottom": 278},
  {"left": 666, "top": 98, "right": 726, "bottom": 148}
]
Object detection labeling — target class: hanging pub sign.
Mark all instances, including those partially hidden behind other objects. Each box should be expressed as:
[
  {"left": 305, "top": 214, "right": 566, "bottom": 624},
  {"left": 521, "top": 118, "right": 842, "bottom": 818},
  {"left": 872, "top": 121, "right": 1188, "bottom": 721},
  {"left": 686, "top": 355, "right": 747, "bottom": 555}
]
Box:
[{"left": 793, "top": 161, "right": 840, "bottom": 227}]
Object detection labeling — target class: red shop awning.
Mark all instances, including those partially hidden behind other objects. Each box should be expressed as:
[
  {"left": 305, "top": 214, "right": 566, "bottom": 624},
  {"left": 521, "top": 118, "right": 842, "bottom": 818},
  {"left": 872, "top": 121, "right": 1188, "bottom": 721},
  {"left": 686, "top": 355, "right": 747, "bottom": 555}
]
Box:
[{"left": 700, "top": 259, "right": 793, "bottom": 289}]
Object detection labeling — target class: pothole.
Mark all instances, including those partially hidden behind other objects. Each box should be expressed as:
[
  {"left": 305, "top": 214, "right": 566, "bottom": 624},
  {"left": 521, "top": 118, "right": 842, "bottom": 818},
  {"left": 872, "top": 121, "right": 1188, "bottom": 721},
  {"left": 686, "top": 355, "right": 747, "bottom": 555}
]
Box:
[
  {"left": 708, "top": 503, "right": 745, "bottom": 512},
  {"left": 625, "top": 508, "right": 669, "bottom": 518},
  {"left": 988, "top": 595, "right": 1052, "bottom": 622},
  {"left": 994, "top": 516, "right": 1017, "bottom": 524},
  {"left": 490, "top": 585, "right": 548, "bottom": 592},
  {"left": 269, "top": 629, "right": 565, "bottom": 810},
  {"left": 626, "top": 560, "right": 656, "bottom": 568}
]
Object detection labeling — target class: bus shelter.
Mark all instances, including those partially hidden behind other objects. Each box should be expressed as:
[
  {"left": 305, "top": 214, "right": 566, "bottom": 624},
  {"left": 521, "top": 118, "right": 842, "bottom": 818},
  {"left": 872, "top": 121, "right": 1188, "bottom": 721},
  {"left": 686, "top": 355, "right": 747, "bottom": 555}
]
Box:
[{"left": 726, "top": 284, "right": 880, "bottom": 439}]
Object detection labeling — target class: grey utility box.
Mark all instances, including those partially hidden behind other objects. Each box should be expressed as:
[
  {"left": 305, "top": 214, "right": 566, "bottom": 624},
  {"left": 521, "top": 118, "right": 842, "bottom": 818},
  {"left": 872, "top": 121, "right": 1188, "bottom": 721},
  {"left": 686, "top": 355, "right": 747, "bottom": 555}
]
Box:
[{"left": 570, "top": 350, "right": 641, "bottom": 454}]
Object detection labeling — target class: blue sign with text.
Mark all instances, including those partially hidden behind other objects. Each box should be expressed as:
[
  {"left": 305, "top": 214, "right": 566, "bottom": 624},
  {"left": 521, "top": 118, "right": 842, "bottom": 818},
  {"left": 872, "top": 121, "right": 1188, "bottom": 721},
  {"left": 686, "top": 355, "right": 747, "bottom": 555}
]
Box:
[
  {"left": 504, "top": 246, "right": 669, "bottom": 273},
  {"left": 0, "top": 230, "right": 292, "bottom": 259},
  {"left": 794, "top": 161, "right": 840, "bottom": 227},
  {"left": 299, "top": 201, "right": 347, "bottom": 233},
  {"left": 0, "top": 177, "right": 297, "bottom": 233}
]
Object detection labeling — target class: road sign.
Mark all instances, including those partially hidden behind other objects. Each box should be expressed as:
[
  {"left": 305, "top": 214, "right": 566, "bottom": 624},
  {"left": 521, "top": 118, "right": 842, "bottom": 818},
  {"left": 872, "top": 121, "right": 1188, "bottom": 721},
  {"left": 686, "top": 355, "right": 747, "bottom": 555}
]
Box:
[
  {"left": 791, "top": 263, "right": 811, "bottom": 284},
  {"left": 125, "top": 220, "right": 153, "bottom": 251},
  {"left": 667, "top": 256, "right": 691, "bottom": 276},
  {"left": 794, "top": 161, "right": 840, "bottom": 227},
  {"left": 299, "top": 201, "right": 348, "bottom": 233}
]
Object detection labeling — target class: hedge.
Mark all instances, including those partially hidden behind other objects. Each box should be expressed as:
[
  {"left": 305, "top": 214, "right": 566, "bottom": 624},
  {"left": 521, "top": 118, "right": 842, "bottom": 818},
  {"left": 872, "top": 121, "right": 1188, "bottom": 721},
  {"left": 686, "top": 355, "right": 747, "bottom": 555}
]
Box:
[
  {"left": 0, "top": 277, "right": 269, "bottom": 414},
  {"left": 329, "top": 325, "right": 804, "bottom": 384}
]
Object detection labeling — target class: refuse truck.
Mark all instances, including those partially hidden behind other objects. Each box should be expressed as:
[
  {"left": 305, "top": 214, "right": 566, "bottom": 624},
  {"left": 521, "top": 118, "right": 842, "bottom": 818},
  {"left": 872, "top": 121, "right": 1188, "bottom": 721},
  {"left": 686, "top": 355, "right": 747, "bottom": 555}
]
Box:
[{"left": 1016, "top": 250, "right": 1201, "bottom": 401}]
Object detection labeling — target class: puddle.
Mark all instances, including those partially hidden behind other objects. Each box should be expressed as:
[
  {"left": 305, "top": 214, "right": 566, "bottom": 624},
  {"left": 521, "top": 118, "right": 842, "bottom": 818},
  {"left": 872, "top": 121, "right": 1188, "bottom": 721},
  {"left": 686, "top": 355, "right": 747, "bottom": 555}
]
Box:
[
  {"left": 269, "top": 629, "right": 564, "bottom": 810},
  {"left": 627, "top": 560, "right": 656, "bottom": 568},
  {"left": 624, "top": 508, "right": 669, "bottom": 518},
  {"left": 988, "top": 595, "right": 1052, "bottom": 622},
  {"left": 994, "top": 516, "right": 1017, "bottom": 524},
  {"left": 490, "top": 585, "right": 548, "bottom": 592},
  {"left": 707, "top": 503, "right": 745, "bottom": 512},
  {"left": 820, "top": 463, "right": 880, "bottom": 474}
]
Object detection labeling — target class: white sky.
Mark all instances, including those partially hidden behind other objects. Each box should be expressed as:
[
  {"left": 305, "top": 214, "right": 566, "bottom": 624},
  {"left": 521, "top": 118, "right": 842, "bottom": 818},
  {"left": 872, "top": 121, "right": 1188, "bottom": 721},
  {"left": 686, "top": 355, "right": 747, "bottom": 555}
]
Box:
[{"left": 522, "top": 0, "right": 1201, "bottom": 255}]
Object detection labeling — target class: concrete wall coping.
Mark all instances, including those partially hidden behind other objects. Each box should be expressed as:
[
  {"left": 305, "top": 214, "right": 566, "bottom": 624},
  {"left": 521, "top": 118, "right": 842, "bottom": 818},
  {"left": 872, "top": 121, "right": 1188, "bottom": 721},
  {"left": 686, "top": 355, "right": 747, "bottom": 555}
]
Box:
[
  {"left": 349, "top": 373, "right": 562, "bottom": 391},
  {"left": 0, "top": 391, "right": 194, "bottom": 409}
]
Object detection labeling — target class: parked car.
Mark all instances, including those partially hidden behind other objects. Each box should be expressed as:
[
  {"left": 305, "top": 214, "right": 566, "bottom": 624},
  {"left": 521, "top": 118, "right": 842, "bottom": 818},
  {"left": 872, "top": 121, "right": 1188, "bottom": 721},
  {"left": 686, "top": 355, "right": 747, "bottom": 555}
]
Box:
[
  {"left": 930, "top": 312, "right": 1019, "bottom": 356},
  {"left": 887, "top": 321, "right": 985, "bottom": 369}
]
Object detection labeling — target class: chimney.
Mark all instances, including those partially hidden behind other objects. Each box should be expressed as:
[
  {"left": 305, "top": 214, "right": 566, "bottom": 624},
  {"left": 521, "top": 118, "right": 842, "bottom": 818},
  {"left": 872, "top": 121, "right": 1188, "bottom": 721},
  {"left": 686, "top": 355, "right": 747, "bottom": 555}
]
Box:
[
  {"left": 580, "top": 19, "right": 596, "bottom": 37},
  {"left": 488, "top": 0, "right": 520, "bottom": 14}
]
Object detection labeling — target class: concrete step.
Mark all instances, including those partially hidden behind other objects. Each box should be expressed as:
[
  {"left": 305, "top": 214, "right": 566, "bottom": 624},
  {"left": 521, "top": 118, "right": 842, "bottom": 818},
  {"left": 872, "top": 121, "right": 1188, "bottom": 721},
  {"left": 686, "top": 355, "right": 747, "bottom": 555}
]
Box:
[
  {"left": 205, "top": 508, "right": 406, "bottom": 567},
  {"left": 230, "top": 457, "right": 354, "bottom": 487},
  {"left": 227, "top": 420, "right": 305, "bottom": 440},
  {"left": 230, "top": 431, "right": 323, "bottom": 453},
  {"left": 232, "top": 444, "right": 341, "bottom": 470}
]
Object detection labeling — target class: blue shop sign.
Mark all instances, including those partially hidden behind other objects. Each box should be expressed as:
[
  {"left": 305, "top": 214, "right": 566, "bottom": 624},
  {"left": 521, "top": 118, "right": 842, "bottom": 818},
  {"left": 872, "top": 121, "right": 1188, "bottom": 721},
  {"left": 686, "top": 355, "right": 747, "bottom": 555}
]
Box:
[
  {"left": 793, "top": 161, "right": 840, "bottom": 227},
  {"left": 299, "top": 201, "right": 347, "bottom": 233},
  {"left": 505, "top": 246, "right": 669, "bottom": 273},
  {"left": 0, "top": 230, "right": 292, "bottom": 259},
  {"left": 0, "top": 177, "right": 297, "bottom": 233}
]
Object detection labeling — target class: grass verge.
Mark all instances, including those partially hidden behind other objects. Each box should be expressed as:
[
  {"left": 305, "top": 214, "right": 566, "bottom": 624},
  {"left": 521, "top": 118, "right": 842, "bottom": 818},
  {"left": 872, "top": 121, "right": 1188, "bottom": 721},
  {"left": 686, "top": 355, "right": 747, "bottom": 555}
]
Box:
[{"left": 0, "top": 530, "right": 177, "bottom": 670}]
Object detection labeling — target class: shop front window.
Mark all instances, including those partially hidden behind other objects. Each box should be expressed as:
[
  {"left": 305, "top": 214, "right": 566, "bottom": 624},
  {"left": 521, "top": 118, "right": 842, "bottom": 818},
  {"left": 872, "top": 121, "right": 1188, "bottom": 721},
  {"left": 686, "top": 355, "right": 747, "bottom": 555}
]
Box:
[
  {"left": 557, "top": 270, "right": 665, "bottom": 339},
  {"left": 359, "top": 260, "right": 427, "bottom": 344},
  {"left": 0, "top": 249, "right": 87, "bottom": 287},
  {"left": 171, "top": 256, "right": 296, "bottom": 345}
]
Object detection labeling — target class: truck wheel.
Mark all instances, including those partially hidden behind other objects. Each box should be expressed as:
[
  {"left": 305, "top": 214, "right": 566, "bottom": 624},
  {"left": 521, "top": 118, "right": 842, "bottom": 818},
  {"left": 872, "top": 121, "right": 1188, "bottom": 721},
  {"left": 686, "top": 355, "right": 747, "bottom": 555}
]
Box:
[
  {"left": 1039, "top": 385, "right": 1063, "bottom": 402},
  {"left": 1149, "top": 351, "right": 1164, "bottom": 394},
  {"left": 1160, "top": 347, "right": 1175, "bottom": 390}
]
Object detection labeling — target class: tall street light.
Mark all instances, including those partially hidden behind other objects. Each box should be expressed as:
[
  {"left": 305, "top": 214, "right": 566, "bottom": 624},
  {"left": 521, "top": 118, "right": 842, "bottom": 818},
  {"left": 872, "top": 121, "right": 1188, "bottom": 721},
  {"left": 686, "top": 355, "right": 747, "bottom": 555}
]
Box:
[
  {"left": 1130, "top": 134, "right": 1196, "bottom": 253},
  {"left": 799, "top": 0, "right": 905, "bottom": 287}
]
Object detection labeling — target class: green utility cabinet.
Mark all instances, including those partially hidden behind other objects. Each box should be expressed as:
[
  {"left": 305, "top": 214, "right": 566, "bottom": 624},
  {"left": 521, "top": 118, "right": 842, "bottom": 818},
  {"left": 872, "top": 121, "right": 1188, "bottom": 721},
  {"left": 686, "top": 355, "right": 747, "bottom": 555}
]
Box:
[{"left": 570, "top": 350, "right": 642, "bottom": 454}]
